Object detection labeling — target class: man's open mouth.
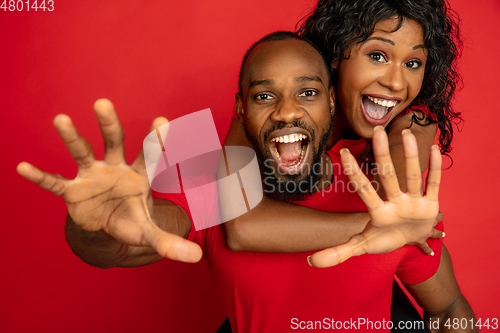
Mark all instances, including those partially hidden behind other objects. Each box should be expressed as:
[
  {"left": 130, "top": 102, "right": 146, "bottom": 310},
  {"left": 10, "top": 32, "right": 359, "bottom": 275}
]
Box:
[
  {"left": 268, "top": 132, "right": 310, "bottom": 175},
  {"left": 361, "top": 95, "right": 400, "bottom": 126}
]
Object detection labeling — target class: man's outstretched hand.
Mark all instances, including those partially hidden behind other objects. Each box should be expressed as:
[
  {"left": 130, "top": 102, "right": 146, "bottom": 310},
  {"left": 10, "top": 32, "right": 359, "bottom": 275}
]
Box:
[
  {"left": 308, "top": 126, "right": 442, "bottom": 268},
  {"left": 17, "top": 99, "right": 202, "bottom": 265}
]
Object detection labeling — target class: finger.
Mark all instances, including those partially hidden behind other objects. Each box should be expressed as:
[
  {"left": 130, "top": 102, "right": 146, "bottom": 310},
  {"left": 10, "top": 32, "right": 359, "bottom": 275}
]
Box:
[
  {"left": 93, "top": 99, "right": 126, "bottom": 165},
  {"left": 142, "top": 221, "right": 203, "bottom": 263},
  {"left": 417, "top": 242, "right": 435, "bottom": 256},
  {"left": 425, "top": 145, "right": 442, "bottom": 201},
  {"left": 372, "top": 126, "right": 401, "bottom": 200},
  {"left": 340, "top": 148, "right": 383, "bottom": 211},
  {"left": 429, "top": 228, "right": 445, "bottom": 239},
  {"left": 308, "top": 234, "right": 367, "bottom": 268},
  {"left": 434, "top": 211, "right": 444, "bottom": 226},
  {"left": 402, "top": 129, "right": 422, "bottom": 197},
  {"left": 53, "top": 114, "right": 95, "bottom": 168},
  {"left": 132, "top": 116, "right": 169, "bottom": 174},
  {"left": 17, "top": 161, "right": 69, "bottom": 196}
]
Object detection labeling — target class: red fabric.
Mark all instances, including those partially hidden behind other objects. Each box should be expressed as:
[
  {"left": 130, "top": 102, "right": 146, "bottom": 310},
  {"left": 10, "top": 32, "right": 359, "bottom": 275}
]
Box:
[
  {"left": 153, "top": 139, "right": 443, "bottom": 333},
  {"left": 392, "top": 104, "right": 436, "bottom": 123}
]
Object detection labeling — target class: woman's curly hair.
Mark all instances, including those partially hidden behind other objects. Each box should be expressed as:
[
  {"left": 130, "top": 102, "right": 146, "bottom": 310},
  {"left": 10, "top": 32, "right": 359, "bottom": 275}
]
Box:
[{"left": 297, "top": 0, "right": 463, "bottom": 155}]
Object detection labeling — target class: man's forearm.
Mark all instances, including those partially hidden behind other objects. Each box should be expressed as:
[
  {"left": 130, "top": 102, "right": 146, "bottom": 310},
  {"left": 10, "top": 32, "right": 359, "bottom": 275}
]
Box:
[{"left": 64, "top": 214, "right": 129, "bottom": 268}]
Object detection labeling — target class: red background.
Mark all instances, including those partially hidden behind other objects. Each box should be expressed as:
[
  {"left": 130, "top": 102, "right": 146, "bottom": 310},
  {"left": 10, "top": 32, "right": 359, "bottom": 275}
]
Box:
[{"left": 1, "top": 0, "right": 499, "bottom": 332}]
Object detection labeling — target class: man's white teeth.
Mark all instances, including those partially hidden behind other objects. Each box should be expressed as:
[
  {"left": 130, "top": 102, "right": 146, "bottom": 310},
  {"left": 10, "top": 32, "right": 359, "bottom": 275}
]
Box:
[
  {"left": 271, "top": 134, "right": 307, "bottom": 143},
  {"left": 367, "top": 96, "right": 398, "bottom": 108}
]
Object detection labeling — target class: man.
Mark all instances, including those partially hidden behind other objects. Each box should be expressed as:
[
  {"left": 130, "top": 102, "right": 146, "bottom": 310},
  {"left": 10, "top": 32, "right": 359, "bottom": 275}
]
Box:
[{"left": 17, "top": 32, "right": 476, "bottom": 332}]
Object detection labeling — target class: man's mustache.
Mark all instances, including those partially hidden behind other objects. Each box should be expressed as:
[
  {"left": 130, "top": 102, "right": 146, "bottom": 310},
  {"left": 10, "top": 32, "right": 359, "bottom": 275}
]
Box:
[{"left": 263, "top": 120, "right": 316, "bottom": 143}]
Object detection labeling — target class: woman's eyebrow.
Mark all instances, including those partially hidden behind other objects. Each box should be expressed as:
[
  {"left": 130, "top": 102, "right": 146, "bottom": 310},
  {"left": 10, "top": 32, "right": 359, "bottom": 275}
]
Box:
[
  {"left": 367, "top": 37, "right": 425, "bottom": 51},
  {"left": 366, "top": 36, "right": 394, "bottom": 45}
]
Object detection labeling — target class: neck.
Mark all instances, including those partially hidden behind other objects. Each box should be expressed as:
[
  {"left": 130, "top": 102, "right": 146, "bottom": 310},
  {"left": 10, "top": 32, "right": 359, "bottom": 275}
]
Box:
[
  {"left": 316, "top": 151, "right": 333, "bottom": 192},
  {"left": 329, "top": 105, "right": 361, "bottom": 147}
]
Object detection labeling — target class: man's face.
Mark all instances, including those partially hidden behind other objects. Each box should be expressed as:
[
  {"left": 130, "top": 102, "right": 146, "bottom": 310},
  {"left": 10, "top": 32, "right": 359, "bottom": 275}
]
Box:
[{"left": 237, "top": 39, "right": 334, "bottom": 201}]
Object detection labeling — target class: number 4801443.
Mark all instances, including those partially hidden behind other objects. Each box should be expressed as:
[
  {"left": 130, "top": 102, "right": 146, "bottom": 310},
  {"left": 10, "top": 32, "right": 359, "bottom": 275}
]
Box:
[{"left": 0, "top": 0, "right": 55, "bottom": 11}]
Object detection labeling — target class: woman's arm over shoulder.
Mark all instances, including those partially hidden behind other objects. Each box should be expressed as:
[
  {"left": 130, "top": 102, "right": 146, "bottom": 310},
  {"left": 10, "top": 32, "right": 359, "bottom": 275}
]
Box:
[{"left": 222, "top": 118, "right": 368, "bottom": 252}]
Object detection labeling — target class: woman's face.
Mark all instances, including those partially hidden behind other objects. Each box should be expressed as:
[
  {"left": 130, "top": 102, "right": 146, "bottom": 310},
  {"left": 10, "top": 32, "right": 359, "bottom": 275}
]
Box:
[{"left": 335, "top": 17, "right": 427, "bottom": 138}]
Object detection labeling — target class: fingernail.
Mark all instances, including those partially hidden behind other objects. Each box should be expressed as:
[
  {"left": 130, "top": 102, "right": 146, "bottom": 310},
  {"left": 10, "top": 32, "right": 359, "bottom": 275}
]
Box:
[
  {"left": 431, "top": 145, "right": 439, "bottom": 150},
  {"left": 307, "top": 256, "right": 313, "bottom": 266},
  {"left": 430, "top": 251, "right": 435, "bottom": 256},
  {"left": 401, "top": 129, "right": 411, "bottom": 135},
  {"left": 442, "top": 232, "right": 446, "bottom": 238},
  {"left": 374, "top": 126, "right": 384, "bottom": 132},
  {"left": 340, "top": 148, "right": 350, "bottom": 155}
]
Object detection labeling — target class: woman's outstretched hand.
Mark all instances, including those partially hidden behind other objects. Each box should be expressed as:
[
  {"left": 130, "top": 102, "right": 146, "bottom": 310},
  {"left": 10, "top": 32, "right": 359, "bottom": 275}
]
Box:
[
  {"left": 308, "top": 126, "right": 442, "bottom": 268},
  {"left": 17, "top": 99, "right": 202, "bottom": 264}
]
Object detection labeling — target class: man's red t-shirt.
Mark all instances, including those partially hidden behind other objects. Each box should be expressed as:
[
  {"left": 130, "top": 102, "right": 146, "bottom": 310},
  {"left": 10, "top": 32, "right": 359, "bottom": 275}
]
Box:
[{"left": 154, "top": 139, "right": 443, "bottom": 333}]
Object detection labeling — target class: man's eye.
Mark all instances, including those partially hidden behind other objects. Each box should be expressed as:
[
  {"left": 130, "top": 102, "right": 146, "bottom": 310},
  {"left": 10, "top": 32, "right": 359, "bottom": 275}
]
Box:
[
  {"left": 299, "top": 90, "right": 317, "bottom": 97},
  {"left": 368, "top": 52, "right": 387, "bottom": 62},
  {"left": 255, "top": 94, "right": 273, "bottom": 100},
  {"left": 405, "top": 60, "right": 423, "bottom": 69}
]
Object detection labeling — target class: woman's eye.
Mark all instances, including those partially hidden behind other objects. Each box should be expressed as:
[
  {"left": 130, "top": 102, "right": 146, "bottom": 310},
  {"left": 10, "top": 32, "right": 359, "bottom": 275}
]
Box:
[
  {"left": 405, "top": 60, "right": 423, "bottom": 69},
  {"left": 369, "top": 52, "right": 387, "bottom": 62},
  {"left": 255, "top": 93, "right": 273, "bottom": 100},
  {"left": 299, "top": 90, "right": 317, "bottom": 97}
]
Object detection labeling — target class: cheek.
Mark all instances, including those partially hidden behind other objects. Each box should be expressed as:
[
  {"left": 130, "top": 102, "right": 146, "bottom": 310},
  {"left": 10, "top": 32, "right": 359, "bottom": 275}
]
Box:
[
  {"left": 337, "top": 62, "right": 375, "bottom": 107},
  {"left": 244, "top": 113, "right": 263, "bottom": 138},
  {"left": 407, "top": 74, "right": 424, "bottom": 101},
  {"left": 407, "top": 64, "right": 425, "bottom": 96}
]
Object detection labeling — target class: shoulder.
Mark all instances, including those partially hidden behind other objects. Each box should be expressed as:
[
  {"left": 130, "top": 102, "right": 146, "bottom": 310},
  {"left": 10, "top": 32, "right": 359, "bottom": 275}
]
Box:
[{"left": 327, "top": 138, "right": 369, "bottom": 160}]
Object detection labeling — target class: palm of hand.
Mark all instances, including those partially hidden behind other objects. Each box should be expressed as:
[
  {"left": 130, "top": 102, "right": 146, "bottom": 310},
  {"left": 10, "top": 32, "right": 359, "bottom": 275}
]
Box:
[
  {"left": 309, "top": 128, "right": 442, "bottom": 267},
  {"left": 17, "top": 99, "right": 202, "bottom": 264},
  {"left": 357, "top": 194, "right": 439, "bottom": 255},
  {"left": 63, "top": 161, "right": 152, "bottom": 245}
]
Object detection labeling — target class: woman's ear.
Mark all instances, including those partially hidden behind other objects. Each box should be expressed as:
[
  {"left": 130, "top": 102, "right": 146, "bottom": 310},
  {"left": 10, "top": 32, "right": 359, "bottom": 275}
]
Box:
[{"left": 235, "top": 92, "right": 244, "bottom": 119}]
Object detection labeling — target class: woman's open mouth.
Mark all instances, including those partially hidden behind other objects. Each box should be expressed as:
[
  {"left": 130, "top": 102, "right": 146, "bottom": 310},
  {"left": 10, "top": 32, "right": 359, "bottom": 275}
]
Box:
[
  {"left": 361, "top": 95, "right": 399, "bottom": 126},
  {"left": 268, "top": 132, "right": 310, "bottom": 175}
]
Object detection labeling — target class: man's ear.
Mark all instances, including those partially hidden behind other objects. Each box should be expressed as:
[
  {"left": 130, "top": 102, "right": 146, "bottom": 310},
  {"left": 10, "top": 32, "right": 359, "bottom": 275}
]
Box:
[
  {"left": 235, "top": 92, "right": 244, "bottom": 119},
  {"left": 329, "top": 86, "right": 335, "bottom": 115},
  {"left": 331, "top": 60, "right": 339, "bottom": 71}
]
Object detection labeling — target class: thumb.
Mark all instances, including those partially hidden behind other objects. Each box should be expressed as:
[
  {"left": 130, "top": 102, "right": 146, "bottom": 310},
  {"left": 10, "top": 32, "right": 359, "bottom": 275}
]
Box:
[
  {"left": 308, "top": 234, "right": 368, "bottom": 268},
  {"left": 142, "top": 221, "right": 203, "bottom": 263}
]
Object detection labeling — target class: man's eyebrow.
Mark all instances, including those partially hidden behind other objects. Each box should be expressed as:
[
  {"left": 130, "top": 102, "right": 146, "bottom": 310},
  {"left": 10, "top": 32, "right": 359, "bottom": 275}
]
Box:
[
  {"left": 295, "top": 76, "right": 323, "bottom": 84},
  {"left": 413, "top": 44, "right": 425, "bottom": 50},
  {"left": 366, "top": 36, "right": 394, "bottom": 45},
  {"left": 250, "top": 79, "right": 274, "bottom": 87}
]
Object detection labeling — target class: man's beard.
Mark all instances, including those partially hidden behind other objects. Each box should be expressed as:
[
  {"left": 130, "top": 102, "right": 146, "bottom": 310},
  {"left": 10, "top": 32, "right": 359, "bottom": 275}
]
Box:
[{"left": 244, "top": 118, "right": 332, "bottom": 202}]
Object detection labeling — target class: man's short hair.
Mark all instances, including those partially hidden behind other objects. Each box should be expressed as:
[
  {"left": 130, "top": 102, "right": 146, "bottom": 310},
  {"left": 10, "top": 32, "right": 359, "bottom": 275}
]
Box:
[{"left": 237, "top": 31, "right": 332, "bottom": 94}]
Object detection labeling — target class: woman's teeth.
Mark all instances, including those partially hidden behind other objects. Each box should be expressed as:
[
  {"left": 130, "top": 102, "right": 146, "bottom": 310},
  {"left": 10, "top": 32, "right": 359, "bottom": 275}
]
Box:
[
  {"left": 270, "top": 134, "right": 307, "bottom": 143},
  {"left": 367, "top": 96, "right": 398, "bottom": 108}
]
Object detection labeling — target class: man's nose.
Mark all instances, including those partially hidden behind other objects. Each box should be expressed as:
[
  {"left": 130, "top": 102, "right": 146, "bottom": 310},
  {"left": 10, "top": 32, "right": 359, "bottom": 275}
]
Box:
[
  {"left": 270, "top": 97, "right": 304, "bottom": 123},
  {"left": 379, "top": 64, "right": 405, "bottom": 92}
]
